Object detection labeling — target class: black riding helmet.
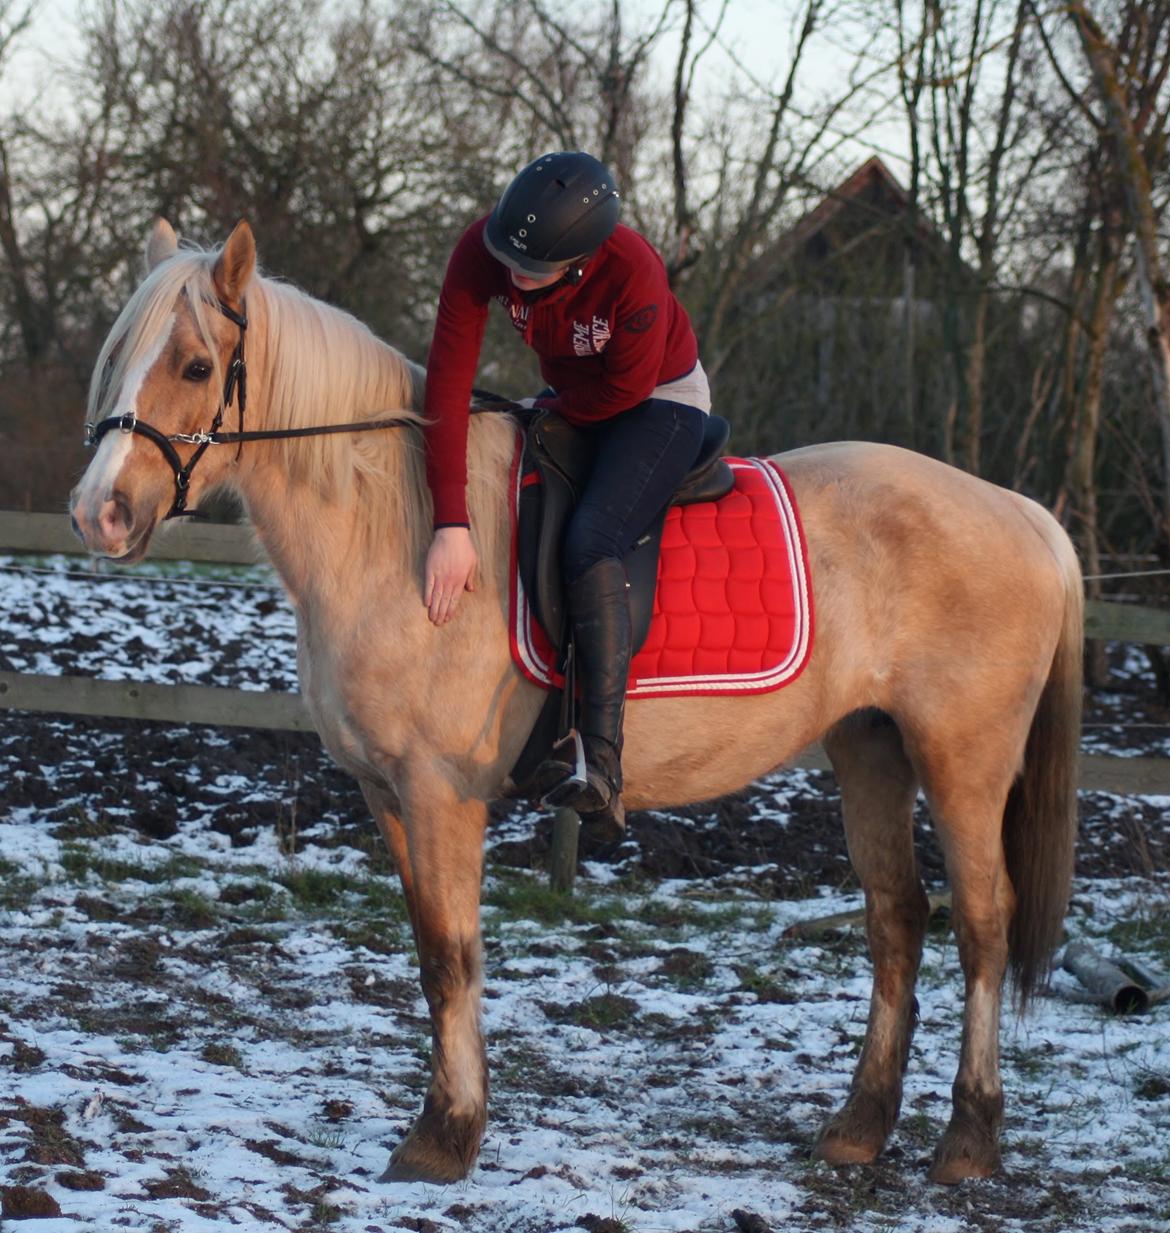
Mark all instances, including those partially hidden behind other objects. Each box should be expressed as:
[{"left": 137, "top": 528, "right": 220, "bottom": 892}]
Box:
[{"left": 484, "top": 152, "right": 621, "bottom": 276}]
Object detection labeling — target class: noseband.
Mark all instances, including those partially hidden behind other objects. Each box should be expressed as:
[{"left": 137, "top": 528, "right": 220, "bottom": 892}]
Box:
[{"left": 83, "top": 296, "right": 424, "bottom": 520}]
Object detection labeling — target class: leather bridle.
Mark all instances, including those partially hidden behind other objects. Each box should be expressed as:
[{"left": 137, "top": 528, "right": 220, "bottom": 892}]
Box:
[{"left": 83, "top": 296, "right": 418, "bottom": 520}]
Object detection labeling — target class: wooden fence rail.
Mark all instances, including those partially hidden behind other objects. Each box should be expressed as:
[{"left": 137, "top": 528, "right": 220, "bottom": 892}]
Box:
[
  {"left": 3, "top": 510, "right": 1169, "bottom": 799},
  {"left": 1, "top": 668, "right": 1167, "bottom": 796},
  {"left": 0, "top": 511, "right": 260, "bottom": 564},
  {"left": 5, "top": 511, "right": 1168, "bottom": 641}
]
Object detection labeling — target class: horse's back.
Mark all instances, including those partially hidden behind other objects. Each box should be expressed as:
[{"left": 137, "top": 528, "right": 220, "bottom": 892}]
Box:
[
  {"left": 773, "top": 440, "right": 1071, "bottom": 573},
  {"left": 771, "top": 440, "right": 1078, "bottom": 712}
]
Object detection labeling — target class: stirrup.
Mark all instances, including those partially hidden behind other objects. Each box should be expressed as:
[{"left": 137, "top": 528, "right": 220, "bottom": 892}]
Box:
[
  {"left": 542, "top": 735, "right": 623, "bottom": 822},
  {"left": 538, "top": 729, "right": 587, "bottom": 809}
]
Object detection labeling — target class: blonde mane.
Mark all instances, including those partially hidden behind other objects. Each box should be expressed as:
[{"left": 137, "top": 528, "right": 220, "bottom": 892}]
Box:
[{"left": 89, "top": 242, "right": 517, "bottom": 569}]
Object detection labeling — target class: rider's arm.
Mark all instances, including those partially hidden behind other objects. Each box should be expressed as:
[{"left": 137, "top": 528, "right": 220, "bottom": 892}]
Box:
[{"left": 423, "top": 218, "right": 497, "bottom": 529}]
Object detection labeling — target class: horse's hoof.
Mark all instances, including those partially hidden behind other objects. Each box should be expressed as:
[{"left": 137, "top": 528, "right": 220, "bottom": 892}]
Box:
[
  {"left": 379, "top": 1114, "right": 481, "bottom": 1185},
  {"left": 378, "top": 1142, "right": 470, "bottom": 1185},
  {"left": 813, "top": 1092, "right": 894, "bottom": 1166},
  {"left": 812, "top": 1134, "right": 881, "bottom": 1166},
  {"left": 928, "top": 1131, "right": 1000, "bottom": 1184}
]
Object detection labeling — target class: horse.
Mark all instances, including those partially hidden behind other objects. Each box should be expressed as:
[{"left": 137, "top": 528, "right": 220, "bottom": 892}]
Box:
[{"left": 70, "top": 219, "right": 1083, "bottom": 1187}]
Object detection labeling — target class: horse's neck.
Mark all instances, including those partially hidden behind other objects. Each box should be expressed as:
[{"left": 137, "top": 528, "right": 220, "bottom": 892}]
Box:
[{"left": 230, "top": 287, "right": 514, "bottom": 646}]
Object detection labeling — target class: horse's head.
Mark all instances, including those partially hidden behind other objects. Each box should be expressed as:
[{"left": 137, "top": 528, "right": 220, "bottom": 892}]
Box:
[{"left": 70, "top": 219, "right": 257, "bottom": 561}]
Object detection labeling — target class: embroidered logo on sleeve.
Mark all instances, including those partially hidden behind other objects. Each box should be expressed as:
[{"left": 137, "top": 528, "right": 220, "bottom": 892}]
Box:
[
  {"left": 572, "top": 315, "right": 611, "bottom": 355},
  {"left": 625, "top": 304, "right": 658, "bottom": 334}
]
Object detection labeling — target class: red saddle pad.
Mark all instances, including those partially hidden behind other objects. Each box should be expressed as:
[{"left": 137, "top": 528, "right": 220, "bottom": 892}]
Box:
[{"left": 509, "top": 457, "right": 814, "bottom": 698}]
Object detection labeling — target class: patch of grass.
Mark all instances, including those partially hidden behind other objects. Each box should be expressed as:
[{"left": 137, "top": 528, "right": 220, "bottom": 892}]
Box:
[
  {"left": 542, "top": 991, "right": 639, "bottom": 1031},
  {"left": 640, "top": 1008, "right": 718, "bottom": 1041},
  {"left": 0, "top": 872, "right": 43, "bottom": 911},
  {"left": 200, "top": 1042, "right": 245, "bottom": 1071},
  {"left": 637, "top": 899, "right": 749, "bottom": 935},
  {"left": 220, "top": 880, "right": 277, "bottom": 907},
  {"left": 53, "top": 806, "right": 118, "bottom": 840},
  {"left": 330, "top": 920, "right": 407, "bottom": 955},
  {"left": 483, "top": 875, "right": 627, "bottom": 930},
  {"left": 165, "top": 888, "right": 219, "bottom": 929},
  {"left": 237, "top": 897, "right": 291, "bottom": 925},
  {"left": 656, "top": 947, "right": 714, "bottom": 989},
  {"left": 304, "top": 1122, "right": 346, "bottom": 1150},
  {"left": 1006, "top": 1041, "right": 1059, "bottom": 1079},
  {"left": 1134, "top": 1070, "right": 1170, "bottom": 1102},
  {"left": 1104, "top": 900, "right": 1170, "bottom": 961},
  {"left": 308, "top": 1199, "right": 344, "bottom": 1226},
  {"left": 276, "top": 868, "right": 352, "bottom": 909},
  {"left": 734, "top": 962, "right": 797, "bottom": 1003},
  {"left": 11, "top": 1105, "right": 86, "bottom": 1167},
  {"left": 59, "top": 846, "right": 204, "bottom": 887},
  {"left": 1125, "top": 1151, "right": 1170, "bottom": 1180},
  {"left": 274, "top": 868, "right": 406, "bottom": 921},
  {"left": 354, "top": 877, "right": 407, "bottom": 918}
]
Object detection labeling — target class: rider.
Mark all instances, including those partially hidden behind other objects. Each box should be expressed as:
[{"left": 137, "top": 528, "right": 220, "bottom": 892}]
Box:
[{"left": 422, "top": 151, "right": 710, "bottom": 820}]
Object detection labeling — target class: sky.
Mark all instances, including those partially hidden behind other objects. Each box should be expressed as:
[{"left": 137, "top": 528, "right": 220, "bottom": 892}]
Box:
[{"left": 0, "top": 0, "right": 913, "bottom": 183}]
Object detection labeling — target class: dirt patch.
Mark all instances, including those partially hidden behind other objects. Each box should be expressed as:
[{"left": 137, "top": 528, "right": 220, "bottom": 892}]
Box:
[{"left": 141, "top": 1166, "right": 213, "bottom": 1201}]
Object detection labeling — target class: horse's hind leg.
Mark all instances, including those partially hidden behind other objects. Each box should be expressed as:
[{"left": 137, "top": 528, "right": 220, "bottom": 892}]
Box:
[
  {"left": 916, "top": 745, "right": 1018, "bottom": 1184},
  {"left": 813, "top": 710, "right": 929, "bottom": 1166},
  {"left": 363, "top": 776, "right": 489, "bottom": 1184}
]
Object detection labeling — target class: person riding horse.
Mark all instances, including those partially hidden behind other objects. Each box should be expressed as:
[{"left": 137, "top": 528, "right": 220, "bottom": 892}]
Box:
[{"left": 422, "top": 151, "right": 710, "bottom": 822}]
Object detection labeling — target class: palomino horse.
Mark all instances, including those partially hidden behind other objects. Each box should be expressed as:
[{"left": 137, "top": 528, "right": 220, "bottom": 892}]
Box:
[{"left": 71, "top": 220, "right": 1082, "bottom": 1187}]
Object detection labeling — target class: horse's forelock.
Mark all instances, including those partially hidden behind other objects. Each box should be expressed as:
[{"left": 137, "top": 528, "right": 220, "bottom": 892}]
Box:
[{"left": 88, "top": 253, "right": 224, "bottom": 424}]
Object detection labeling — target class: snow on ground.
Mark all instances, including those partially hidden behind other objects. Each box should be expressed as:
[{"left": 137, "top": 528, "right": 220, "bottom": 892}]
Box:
[{"left": 1, "top": 555, "right": 1169, "bottom": 1233}]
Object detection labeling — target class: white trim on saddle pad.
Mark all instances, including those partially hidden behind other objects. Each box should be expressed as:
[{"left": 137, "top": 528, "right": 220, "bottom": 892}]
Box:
[{"left": 510, "top": 457, "right": 814, "bottom": 699}]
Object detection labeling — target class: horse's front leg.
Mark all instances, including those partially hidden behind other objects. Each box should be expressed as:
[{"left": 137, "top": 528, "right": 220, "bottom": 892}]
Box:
[{"left": 365, "top": 776, "right": 489, "bottom": 1184}]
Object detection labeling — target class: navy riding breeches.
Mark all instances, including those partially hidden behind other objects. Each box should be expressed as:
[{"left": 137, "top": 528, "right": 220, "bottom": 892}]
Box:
[{"left": 561, "top": 398, "right": 706, "bottom": 584}]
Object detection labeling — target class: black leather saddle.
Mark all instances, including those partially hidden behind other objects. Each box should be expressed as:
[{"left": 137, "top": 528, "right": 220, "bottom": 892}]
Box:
[
  {"left": 518, "top": 408, "right": 734, "bottom": 655},
  {"left": 507, "top": 408, "right": 734, "bottom": 795}
]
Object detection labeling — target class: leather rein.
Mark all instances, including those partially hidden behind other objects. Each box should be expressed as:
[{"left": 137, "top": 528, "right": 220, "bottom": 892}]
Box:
[{"left": 83, "top": 296, "right": 433, "bottom": 521}]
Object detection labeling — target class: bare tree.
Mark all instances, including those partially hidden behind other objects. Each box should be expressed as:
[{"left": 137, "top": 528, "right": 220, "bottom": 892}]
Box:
[
  {"left": 1067, "top": 0, "right": 1170, "bottom": 548},
  {"left": 405, "top": 0, "right": 672, "bottom": 190},
  {"left": 0, "top": 0, "right": 44, "bottom": 365}
]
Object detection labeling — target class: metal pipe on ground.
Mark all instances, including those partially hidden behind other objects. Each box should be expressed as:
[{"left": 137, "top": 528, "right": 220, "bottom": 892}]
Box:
[{"left": 1062, "top": 941, "right": 1152, "bottom": 1013}]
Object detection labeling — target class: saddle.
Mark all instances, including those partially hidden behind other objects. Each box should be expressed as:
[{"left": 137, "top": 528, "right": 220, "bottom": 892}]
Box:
[
  {"left": 509, "top": 408, "right": 734, "bottom": 794},
  {"left": 518, "top": 409, "right": 734, "bottom": 653}
]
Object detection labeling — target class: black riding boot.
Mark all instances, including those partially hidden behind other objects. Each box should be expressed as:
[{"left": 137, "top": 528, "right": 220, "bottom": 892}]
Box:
[{"left": 538, "top": 557, "right": 631, "bottom": 829}]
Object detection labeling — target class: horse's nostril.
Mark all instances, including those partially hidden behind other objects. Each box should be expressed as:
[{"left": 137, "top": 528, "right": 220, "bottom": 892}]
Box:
[
  {"left": 70, "top": 514, "right": 82, "bottom": 541},
  {"left": 111, "top": 490, "right": 133, "bottom": 533}
]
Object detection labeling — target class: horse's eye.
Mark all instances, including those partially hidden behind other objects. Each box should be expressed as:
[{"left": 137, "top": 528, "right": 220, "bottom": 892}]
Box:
[{"left": 184, "top": 360, "right": 212, "bottom": 382}]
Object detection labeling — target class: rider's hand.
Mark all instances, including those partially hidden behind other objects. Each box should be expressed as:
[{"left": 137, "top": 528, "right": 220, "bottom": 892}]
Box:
[{"left": 424, "top": 526, "right": 478, "bottom": 626}]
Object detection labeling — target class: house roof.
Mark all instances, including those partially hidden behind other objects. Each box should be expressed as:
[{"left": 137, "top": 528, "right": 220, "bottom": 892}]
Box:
[{"left": 784, "top": 156, "right": 911, "bottom": 252}]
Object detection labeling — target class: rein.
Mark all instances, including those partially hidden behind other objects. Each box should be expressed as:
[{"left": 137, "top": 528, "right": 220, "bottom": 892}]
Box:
[{"left": 83, "top": 297, "right": 520, "bottom": 521}]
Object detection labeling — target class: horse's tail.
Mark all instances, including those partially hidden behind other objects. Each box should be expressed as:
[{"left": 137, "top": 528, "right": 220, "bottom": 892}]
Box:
[{"left": 1003, "top": 509, "right": 1083, "bottom": 1009}]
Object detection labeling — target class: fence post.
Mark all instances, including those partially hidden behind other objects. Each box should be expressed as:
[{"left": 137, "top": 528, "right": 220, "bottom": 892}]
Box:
[{"left": 549, "top": 807, "right": 580, "bottom": 892}]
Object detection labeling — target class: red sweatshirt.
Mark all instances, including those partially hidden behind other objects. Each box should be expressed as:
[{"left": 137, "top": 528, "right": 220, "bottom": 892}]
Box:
[{"left": 424, "top": 215, "right": 700, "bottom": 527}]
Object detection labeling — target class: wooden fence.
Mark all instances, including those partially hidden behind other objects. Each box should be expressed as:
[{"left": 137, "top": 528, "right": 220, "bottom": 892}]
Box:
[{"left": 4, "top": 510, "right": 1170, "bottom": 797}]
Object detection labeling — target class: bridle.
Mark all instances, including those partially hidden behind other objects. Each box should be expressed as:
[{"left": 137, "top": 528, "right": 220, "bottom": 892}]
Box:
[{"left": 83, "top": 296, "right": 427, "bottom": 520}]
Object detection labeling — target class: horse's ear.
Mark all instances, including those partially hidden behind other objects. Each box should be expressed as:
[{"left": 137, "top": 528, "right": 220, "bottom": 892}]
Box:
[
  {"left": 212, "top": 220, "right": 256, "bottom": 308},
  {"left": 145, "top": 219, "right": 179, "bottom": 273}
]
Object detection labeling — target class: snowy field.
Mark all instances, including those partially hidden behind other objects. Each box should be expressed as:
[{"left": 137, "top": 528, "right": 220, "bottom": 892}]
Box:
[{"left": 1, "top": 555, "right": 1169, "bottom": 1233}]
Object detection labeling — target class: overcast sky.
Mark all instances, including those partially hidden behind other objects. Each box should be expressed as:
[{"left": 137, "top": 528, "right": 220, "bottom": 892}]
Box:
[{"left": 1, "top": 0, "right": 910, "bottom": 181}]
